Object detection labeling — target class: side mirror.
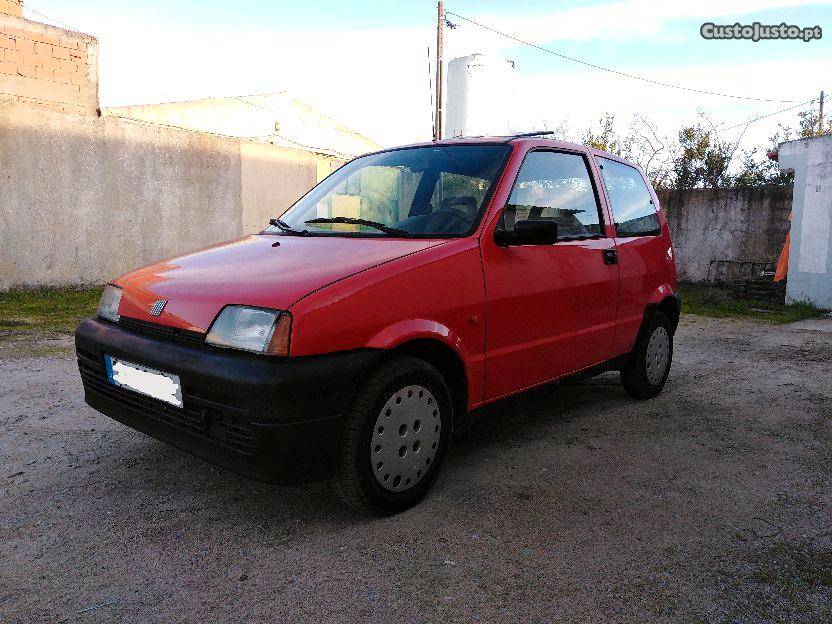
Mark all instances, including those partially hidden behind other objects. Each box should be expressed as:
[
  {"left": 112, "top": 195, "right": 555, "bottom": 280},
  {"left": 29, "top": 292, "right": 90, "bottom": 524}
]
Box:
[{"left": 495, "top": 219, "right": 558, "bottom": 246}]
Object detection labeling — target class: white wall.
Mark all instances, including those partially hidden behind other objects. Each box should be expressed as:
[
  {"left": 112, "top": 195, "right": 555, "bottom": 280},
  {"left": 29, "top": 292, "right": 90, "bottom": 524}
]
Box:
[{"left": 779, "top": 135, "right": 832, "bottom": 308}]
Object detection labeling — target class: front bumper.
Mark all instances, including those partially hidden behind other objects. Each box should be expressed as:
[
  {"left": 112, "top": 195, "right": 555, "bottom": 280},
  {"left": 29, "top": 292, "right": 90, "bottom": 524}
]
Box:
[{"left": 75, "top": 317, "right": 383, "bottom": 484}]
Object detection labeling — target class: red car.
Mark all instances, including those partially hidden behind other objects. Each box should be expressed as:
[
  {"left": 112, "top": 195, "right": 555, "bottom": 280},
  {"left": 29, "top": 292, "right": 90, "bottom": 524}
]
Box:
[{"left": 76, "top": 135, "right": 679, "bottom": 514}]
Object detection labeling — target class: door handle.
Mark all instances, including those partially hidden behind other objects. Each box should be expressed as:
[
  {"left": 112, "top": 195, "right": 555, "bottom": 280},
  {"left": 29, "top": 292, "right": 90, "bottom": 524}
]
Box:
[{"left": 603, "top": 249, "right": 618, "bottom": 265}]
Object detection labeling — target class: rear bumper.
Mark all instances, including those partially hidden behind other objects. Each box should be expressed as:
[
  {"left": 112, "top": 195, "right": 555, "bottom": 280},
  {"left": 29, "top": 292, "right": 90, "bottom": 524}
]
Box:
[{"left": 75, "top": 317, "right": 383, "bottom": 484}]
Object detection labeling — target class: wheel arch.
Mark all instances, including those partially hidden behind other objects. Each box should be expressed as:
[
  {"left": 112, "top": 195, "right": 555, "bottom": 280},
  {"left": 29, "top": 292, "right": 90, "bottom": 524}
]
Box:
[
  {"left": 631, "top": 290, "right": 680, "bottom": 356},
  {"left": 384, "top": 338, "right": 468, "bottom": 429},
  {"left": 657, "top": 294, "right": 680, "bottom": 332},
  {"left": 366, "top": 319, "right": 474, "bottom": 424},
  {"left": 644, "top": 285, "right": 680, "bottom": 333}
]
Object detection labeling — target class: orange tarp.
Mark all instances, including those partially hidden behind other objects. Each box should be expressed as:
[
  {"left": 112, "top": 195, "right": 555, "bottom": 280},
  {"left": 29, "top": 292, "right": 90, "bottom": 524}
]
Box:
[{"left": 774, "top": 212, "right": 791, "bottom": 282}]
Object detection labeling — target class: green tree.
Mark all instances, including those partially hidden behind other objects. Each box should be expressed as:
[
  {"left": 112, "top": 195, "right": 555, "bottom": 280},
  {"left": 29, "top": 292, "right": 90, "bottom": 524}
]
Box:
[
  {"left": 583, "top": 114, "right": 632, "bottom": 157},
  {"left": 576, "top": 105, "right": 820, "bottom": 192},
  {"left": 671, "top": 117, "right": 738, "bottom": 190},
  {"left": 733, "top": 125, "right": 794, "bottom": 188},
  {"left": 797, "top": 104, "right": 832, "bottom": 138}
]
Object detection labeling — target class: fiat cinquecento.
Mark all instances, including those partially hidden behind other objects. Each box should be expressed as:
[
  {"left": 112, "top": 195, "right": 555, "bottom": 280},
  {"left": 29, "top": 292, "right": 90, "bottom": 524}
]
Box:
[{"left": 76, "top": 135, "right": 679, "bottom": 514}]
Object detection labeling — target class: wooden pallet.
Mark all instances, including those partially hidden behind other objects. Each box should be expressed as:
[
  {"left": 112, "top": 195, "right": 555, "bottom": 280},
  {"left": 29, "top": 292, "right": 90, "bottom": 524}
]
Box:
[{"left": 727, "top": 276, "right": 786, "bottom": 303}]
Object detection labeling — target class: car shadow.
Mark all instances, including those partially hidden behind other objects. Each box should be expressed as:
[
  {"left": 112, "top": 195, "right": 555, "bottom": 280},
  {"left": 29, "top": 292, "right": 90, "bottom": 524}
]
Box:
[
  {"left": 98, "top": 372, "right": 629, "bottom": 526},
  {"left": 451, "top": 372, "right": 625, "bottom": 455}
]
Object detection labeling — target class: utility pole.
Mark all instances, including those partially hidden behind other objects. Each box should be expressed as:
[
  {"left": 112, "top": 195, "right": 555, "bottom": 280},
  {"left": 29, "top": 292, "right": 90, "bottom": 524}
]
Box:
[
  {"left": 819, "top": 90, "right": 825, "bottom": 135},
  {"left": 434, "top": 1, "right": 444, "bottom": 141}
]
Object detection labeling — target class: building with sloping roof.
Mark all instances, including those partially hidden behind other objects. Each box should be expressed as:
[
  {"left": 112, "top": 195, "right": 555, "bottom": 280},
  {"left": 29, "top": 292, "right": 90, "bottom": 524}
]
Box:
[{"left": 103, "top": 92, "right": 380, "bottom": 159}]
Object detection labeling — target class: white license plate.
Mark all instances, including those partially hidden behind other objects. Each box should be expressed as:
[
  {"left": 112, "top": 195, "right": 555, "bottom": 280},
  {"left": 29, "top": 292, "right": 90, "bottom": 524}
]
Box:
[{"left": 105, "top": 355, "right": 183, "bottom": 408}]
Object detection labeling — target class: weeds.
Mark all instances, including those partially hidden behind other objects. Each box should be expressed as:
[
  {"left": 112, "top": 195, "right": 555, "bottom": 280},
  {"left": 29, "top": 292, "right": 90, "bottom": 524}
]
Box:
[
  {"left": 679, "top": 283, "right": 827, "bottom": 324},
  {"left": 0, "top": 287, "right": 102, "bottom": 335}
]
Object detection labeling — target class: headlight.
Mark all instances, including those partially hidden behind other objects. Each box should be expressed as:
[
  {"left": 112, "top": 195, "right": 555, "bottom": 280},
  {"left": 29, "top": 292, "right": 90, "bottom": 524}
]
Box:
[
  {"left": 206, "top": 306, "right": 292, "bottom": 356},
  {"left": 97, "top": 284, "right": 123, "bottom": 322}
]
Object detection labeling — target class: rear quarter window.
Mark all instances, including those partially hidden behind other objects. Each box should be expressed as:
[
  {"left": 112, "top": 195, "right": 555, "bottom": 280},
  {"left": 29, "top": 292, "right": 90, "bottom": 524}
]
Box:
[{"left": 597, "top": 157, "right": 660, "bottom": 237}]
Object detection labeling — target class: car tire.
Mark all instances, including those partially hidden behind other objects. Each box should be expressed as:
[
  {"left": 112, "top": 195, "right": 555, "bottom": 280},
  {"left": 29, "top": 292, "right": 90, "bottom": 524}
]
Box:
[
  {"left": 620, "top": 310, "right": 673, "bottom": 400},
  {"left": 332, "top": 355, "right": 452, "bottom": 515}
]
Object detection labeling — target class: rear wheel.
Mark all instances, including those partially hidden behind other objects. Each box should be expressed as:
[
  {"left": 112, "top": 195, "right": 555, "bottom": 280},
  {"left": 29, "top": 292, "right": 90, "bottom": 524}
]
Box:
[
  {"left": 332, "top": 355, "right": 452, "bottom": 515},
  {"left": 621, "top": 311, "right": 673, "bottom": 400}
]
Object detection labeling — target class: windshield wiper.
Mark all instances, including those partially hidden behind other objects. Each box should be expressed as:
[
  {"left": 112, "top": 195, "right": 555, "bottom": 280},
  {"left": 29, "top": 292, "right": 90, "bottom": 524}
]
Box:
[
  {"left": 304, "top": 217, "right": 411, "bottom": 237},
  {"left": 558, "top": 234, "right": 604, "bottom": 242},
  {"left": 268, "top": 218, "right": 311, "bottom": 236}
]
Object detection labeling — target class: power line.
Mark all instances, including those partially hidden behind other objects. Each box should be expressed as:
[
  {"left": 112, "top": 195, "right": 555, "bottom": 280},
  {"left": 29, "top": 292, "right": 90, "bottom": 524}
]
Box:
[
  {"left": 445, "top": 10, "right": 799, "bottom": 104},
  {"left": 20, "top": 2, "right": 78, "bottom": 31},
  {"left": 719, "top": 96, "right": 820, "bottom": 132}
]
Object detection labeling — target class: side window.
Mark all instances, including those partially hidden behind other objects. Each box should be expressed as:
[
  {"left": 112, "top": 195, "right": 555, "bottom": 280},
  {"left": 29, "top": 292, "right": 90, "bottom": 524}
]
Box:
[
  {"left": 597, "top": 157, "right": 660, "bottom": 237},
  {"left": 503, "top": 151, "right": 603, "bottom": 239}
]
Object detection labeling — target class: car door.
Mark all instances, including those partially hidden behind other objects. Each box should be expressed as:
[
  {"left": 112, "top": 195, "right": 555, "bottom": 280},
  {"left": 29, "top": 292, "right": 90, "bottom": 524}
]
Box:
[
  {"left": 595, "top": 156, "right": 675, "bottom": 356},
  {"left": 481, "top": 148, "right": 620, "bottom": 401}
]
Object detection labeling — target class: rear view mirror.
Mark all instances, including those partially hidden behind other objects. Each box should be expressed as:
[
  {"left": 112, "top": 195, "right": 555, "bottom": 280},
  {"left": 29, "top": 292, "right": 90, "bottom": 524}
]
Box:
[{"left": 495, "top": 220, "right": 559, "bottom": 246}]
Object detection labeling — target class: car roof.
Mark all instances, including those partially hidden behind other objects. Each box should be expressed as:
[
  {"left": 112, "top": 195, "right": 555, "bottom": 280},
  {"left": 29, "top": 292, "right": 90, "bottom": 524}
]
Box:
[{"left": 367, "top": 136, "right": 639, "bottom": 169}]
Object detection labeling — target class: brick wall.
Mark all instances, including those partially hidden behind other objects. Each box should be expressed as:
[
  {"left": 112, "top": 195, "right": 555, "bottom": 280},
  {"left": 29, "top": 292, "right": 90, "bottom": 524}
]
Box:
[
  {"left": 0, "top": 0, "right": 23, "bottom": 17},
  {"left": 0, "top": 12, "right": 98, "bottom": 115}
]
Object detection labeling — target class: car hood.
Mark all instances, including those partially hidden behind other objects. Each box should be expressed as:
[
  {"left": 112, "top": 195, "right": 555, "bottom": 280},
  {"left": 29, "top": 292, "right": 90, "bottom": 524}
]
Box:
[{"left": 114, "top": 235, "right": 449, "bottom": 332}]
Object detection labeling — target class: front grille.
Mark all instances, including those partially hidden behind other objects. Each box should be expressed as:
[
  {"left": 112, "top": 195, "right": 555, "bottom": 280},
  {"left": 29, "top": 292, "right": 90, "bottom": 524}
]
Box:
[
  {"left": 118, "top": 317, "right": 205, "bottom": 348},
  {"left": 78, "top": 355, "right": 255, "bottom": 456}
]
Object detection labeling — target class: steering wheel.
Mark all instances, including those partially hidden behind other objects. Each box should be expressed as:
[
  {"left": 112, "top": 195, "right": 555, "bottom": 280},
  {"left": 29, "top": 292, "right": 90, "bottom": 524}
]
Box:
[{"left": 430, "top": 207, "right": 472, "bottom": 231}]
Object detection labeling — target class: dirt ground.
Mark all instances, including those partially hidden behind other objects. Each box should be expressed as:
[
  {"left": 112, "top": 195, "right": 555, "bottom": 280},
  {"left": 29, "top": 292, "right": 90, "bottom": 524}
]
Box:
[{"left": 1, "top": 314, "right": 831, "bottom": 623}]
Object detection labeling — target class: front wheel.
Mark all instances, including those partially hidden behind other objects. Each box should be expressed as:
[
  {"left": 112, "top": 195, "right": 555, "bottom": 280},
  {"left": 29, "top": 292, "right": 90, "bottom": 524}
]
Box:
[
  {"left": 620, "top": 311, "right": 673, "bottom": 400},
  {"left": 332, "top": 355, "right": 452, "bottom": 515}
]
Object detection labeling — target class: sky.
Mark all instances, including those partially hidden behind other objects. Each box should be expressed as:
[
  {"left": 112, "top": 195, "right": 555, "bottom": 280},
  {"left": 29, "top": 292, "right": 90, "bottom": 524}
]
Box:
[{"left": 23, "top": 0, "right": 832, "bottom": 154}]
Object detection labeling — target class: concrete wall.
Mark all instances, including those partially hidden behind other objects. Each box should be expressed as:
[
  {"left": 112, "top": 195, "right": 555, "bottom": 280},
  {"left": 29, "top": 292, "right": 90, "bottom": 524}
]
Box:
[
  {"left": 0, "top": 102, "right": 342, "bottom": 288},
  {"left": 0, "top": 12, "right": 98, "bottom": 116},
  {"left": 240, "top": 141, "right": 341, "bottom": 234},
  {"left": 778, "top": 135, "right": 832, "bottom": 308},
  {"left": 660, "top": 187, "right": 793, "bottom": 282},
  {"left": 0, "top": 104, "right": 798, "bottom": 291}
]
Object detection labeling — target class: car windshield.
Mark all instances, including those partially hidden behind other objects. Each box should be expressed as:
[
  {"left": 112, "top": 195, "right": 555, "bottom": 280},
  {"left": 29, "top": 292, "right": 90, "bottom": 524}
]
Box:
[{"left": 269, "top": 144, "right": 510, "bottom": 238}]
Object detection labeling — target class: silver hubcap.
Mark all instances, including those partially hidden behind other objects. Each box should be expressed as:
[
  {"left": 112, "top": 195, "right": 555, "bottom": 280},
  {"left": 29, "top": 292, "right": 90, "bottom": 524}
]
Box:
[
  {"left": 645, "top": 326, "right": 670, "bottom": 385},
  {"left": 370, "top": 385, "right": 441, "bottom": 492}
]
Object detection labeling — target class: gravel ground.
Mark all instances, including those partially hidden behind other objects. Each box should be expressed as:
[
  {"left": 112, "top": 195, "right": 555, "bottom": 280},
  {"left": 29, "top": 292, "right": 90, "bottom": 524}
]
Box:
[{"left": 1, "top": 314, "right": 831, "bottom": 623}]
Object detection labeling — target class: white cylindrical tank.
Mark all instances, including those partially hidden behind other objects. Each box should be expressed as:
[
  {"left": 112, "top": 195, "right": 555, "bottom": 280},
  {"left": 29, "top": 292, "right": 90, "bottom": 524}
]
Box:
[{"left": 446, "top": 53, "right": 516, "bottom": 138}]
